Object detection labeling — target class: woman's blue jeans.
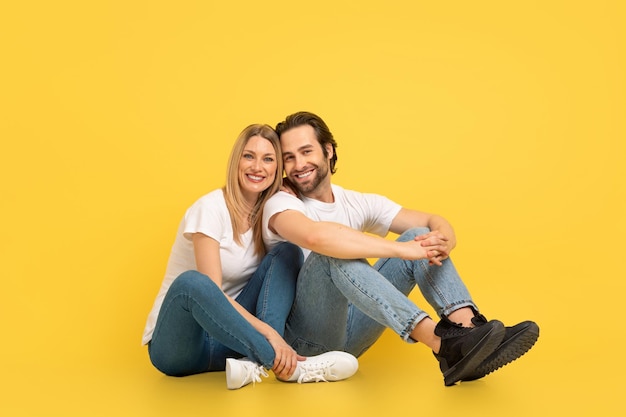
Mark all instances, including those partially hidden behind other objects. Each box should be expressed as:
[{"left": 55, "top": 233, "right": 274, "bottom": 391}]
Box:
[
  {"left": 148, "top": 242, "right": 303, "bottom": 376},
  {"left": 285, "top": 227, "right": 477, "bottom": 357}
]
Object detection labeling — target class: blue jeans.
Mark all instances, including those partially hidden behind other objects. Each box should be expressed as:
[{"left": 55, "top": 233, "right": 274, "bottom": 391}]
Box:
[
  {"left": 148, "top": 242, "right": 303, "bottom": 376},
  {"left": 284, "top": 228, "right": 477, "bottom": 357}
]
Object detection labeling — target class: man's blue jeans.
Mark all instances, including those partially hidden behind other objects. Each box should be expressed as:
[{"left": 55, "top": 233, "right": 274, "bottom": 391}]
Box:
[
  {"left": 148, "top": 242, "right": 303, "bottom": 376},
  {"left": 284, "top": 228, "right": 477, "bottom": 357}
]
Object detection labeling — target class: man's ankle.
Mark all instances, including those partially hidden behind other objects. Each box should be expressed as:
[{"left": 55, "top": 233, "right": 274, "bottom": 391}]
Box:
[
  {"left": 409, "top": 317, "right": 439, "bottom": 351},
  {"left": 447, "top": 307, "right": 477, "bottom": 328}
]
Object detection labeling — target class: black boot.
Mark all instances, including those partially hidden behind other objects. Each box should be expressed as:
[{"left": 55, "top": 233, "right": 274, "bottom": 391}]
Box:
[{"left": 433, "top": 315, "right": 505, "bottom": 386}]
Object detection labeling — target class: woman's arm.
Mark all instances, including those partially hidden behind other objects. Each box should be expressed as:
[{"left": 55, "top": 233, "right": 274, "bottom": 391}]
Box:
[{"left": 192, "top": 233, "right": 301, "bottom": 378}]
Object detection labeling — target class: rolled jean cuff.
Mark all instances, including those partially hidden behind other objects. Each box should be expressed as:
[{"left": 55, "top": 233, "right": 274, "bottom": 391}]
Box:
[
  {"left": 440, "top": 300, "right": 478, "bottom": 318},
  {"left": 401, "top": 311, "right": 430, "bottom": 344}
]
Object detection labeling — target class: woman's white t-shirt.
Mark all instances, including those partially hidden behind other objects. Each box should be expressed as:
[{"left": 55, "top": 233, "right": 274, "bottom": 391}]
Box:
[{"left": 142, "top": 189, "right": 261, "bottom": 345}]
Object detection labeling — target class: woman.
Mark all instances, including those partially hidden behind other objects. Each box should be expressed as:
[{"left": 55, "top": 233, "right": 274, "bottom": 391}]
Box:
[{"left": 142, "top": 124, "right": 358, "bottom": 389}]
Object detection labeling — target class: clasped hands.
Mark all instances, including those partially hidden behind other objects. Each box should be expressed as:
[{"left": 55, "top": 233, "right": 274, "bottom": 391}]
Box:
[{"left": 414, "top": 231, "right": 451, "bottom": 266}]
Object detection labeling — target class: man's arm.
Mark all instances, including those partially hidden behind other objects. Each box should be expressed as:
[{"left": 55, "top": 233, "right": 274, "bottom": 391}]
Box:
[
  {"left": 389, "top": 208, "right": 457, "bottom": 261},
  {"left": 269, "top": 209, "right": 442, "bottom": 261}
]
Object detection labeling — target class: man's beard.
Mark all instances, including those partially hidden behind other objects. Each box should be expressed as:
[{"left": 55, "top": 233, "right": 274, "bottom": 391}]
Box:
[{"left": 292, "top": 162, "right": 329, "bottom": 195}]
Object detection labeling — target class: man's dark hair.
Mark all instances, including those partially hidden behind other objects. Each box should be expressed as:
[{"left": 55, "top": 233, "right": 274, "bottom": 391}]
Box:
[{"left": 275, "top": 111, "right": 338, "bottom": 174}]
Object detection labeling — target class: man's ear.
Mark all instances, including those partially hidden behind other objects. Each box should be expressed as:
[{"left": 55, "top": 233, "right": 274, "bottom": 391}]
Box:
[{"left": 325, "top": 142, "right": 333, "bottom": 159}]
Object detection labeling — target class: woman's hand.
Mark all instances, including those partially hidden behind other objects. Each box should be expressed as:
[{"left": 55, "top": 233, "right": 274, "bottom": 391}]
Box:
[
  {"left": 280, "top": 177, "right": 299, "bottom": 197},
  {"left": 266, "top": 330, "right": 305, "bottom": 380}
]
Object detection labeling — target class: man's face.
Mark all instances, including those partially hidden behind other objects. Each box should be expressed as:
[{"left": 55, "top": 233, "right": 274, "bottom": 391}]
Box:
[{"left": 280, "top": 124, "right": 331, "bottom": 196}]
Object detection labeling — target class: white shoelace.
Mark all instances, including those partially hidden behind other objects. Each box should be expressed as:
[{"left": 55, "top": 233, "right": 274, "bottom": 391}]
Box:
[
  {"left": 296, "top": 361, "right": 336, "bottom": 383},
  {"left": 245, "top": 363, "right": 269, "bottom": 386}
]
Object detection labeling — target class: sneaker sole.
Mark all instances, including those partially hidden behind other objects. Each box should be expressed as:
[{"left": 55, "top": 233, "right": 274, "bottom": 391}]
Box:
[
  {"left": 443, "top": 321, "right": 505, "bottom": 386},
  {"left": 462, "top": 321, "right": 539, "bottom": 381}
]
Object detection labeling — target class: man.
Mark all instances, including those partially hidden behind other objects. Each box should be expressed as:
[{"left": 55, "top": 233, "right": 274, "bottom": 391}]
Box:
[{"left": 262, "top": 111, "right": 539, "bottom": 386}]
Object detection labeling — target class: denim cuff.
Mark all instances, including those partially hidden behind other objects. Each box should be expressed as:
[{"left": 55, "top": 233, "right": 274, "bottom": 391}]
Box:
[{"left": 401, "top": 311, "right": 430, "bottom": 344}]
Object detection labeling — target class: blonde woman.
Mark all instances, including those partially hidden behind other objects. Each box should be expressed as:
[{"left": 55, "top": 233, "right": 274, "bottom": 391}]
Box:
[{"left": 142, "top": 124, "right": 357, "bottom": 389}]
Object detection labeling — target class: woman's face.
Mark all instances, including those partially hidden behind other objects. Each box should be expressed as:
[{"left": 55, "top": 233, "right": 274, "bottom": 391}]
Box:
[{"left": 238, "top": 135, "right": 278, "bottom": 199}]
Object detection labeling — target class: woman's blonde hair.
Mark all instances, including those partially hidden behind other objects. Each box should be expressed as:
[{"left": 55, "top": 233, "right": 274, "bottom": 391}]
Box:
[{"left": 223, "top": 124, "right": 282, "bottom": 257}]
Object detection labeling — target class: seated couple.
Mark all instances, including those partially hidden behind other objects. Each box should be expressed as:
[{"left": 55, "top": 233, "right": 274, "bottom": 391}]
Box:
[{"left": 142, "top": 112, "right": 539, "bottom": 390}]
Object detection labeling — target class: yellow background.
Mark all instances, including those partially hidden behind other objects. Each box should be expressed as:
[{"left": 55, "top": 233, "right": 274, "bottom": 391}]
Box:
[{"left": 1, "top": 1, "right": 624, "bottom": 416}]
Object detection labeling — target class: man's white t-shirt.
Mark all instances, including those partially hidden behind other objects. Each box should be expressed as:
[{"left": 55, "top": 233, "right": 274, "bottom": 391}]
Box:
[
  {"left": 262, "top": 184, "right": 402, "bottom": 259},
  {"left": 142, "top": 189, "right": 261, "bottom": 345}
]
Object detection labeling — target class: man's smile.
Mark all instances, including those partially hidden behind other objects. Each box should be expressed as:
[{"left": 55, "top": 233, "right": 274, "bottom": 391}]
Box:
[{"left": 295, "top": 169, "right": 314, "bottom": 179}]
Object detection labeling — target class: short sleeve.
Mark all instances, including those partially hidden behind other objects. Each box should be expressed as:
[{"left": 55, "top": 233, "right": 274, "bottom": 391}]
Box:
[
  {"left": 183, "top": 191, "right": 230, "bottom": 242},
  {"left": 262, "top": 191, "right": 306, "bottom": 248}
]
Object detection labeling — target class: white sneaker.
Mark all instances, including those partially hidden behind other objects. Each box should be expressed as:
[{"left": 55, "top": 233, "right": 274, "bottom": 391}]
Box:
[
  {"left": 225, "top": 358, "right": 269, "bottom": 390},
  {"left": 285, "top": 351, "right": 359, "bottom": 384}
]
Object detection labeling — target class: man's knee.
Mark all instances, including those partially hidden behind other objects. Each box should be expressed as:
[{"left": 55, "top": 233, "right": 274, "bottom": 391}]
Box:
[{"left": 398, "top": 227, "right": 431, "bottom": 241}]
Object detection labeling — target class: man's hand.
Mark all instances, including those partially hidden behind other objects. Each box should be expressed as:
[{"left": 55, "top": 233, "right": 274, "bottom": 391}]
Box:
[{"left": 414, "top": 231, "right": 451, "bottom": 265}]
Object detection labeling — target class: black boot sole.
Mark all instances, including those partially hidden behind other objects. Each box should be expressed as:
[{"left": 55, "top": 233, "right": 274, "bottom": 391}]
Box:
[{"left": 462, "top": 321, "right": 540, "bottom": 381}]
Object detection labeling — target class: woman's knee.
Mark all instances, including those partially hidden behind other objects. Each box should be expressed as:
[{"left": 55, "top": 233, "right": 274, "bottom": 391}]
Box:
[
  {"left": 272, "top": 242, "right": 304, "bottom": 267},
  {"left": 170, "top": 270, "right": 219, "bottom": 292}
]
